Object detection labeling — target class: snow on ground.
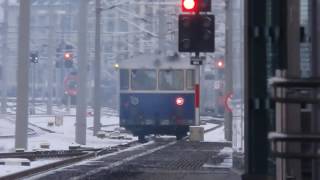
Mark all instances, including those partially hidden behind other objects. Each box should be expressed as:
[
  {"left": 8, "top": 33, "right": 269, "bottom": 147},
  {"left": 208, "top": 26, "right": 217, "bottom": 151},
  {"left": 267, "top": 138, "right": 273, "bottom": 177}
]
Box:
[
  {"left": 201, "top": 116, "right": 224, "bottom": 122},
  {"left": 204, "top": 126, "right": 226, "bottom": 142},
  {"left": 203, "top": 146, "right": 233, "bottom": 169},
  {"left": 0, "top": 107, "right": 225, "bottom": 177},
  {"left": 0, "top": 107, "right": 136, "bottom": 178},
  {"left": 25, "top": 115, "right": 131, "bottom": 151},
  {"left": 0, "top": 120, "right": 15, "bottom": 137},
  {"left": 0, "top": 159, "right": 59, "bottom": 177},
  {"left": 0, "top": 107, "right": 134, "bottom": 153},
  {"left": 0, "top": 110, "right": 225, "bottom": 152},
  {"left": 201, "top": 122, "right": 218, "bottom": 131}
]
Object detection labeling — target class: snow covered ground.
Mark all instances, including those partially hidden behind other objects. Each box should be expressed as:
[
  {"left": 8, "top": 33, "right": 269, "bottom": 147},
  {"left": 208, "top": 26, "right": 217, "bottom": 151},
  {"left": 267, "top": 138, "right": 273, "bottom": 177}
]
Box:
[
  {"left": 0, "top": 159, "right": 59, "bottom": 177},
  {"left": 204, "top": 126, "right": 226, "bottom": 142},
  {"left": 0, "top": 120, "right": 15, "bottom": 137},
  {"left": 0, "top": 107, "right": 134, "bottom": 153}
]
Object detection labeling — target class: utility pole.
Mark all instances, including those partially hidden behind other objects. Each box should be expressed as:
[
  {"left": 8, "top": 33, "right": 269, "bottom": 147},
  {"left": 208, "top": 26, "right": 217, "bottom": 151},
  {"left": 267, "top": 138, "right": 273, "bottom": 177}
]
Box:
[
  {"left": 311, "top": 0, "right": 320, "bottom": 179},
  {"left": 158, "top": 6, "right": 165, "bottom": 54},
  {"left": 15, "top": 0, "right": 31, "bottom": 150},
  {"left": 195, "top": 9, "right": 201, "bottom": 127},
  {"left": 93, "top": 0, "right": 102, "bottom": 136},
  {"left": 1, "top": 0, "right": 8, "bottom": 114},
  {"left": 47, "top": 8, "right": 55, "bottom": 115},
  {"left": 195, "top": 55, "right": 200, "bottom": 126},
  {"left": 76, "top": 0, "right": 88, "bottom": 145},
  {"left": 224, "top": 0, "right": 233, "bottom": 141},
  {"left": 31, "top": 59, "right": 35, "bottom": 114}
]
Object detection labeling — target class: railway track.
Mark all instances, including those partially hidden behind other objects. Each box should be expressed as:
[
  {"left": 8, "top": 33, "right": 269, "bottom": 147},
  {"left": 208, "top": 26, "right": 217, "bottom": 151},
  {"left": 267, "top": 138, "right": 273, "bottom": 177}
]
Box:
[
  {"left": 0, "top": 150, "right": 92, "bottom": 161},
  {"left": 31, "top": 139, "right": 176, "bottom": 180},
  {"left": 204, "top": 123, "right": 224, "bottom": 133},
  {"left": 0, "top": 121, "right": 224, "bottom": 180},
  {"left": 31, "top": 139, "right": 231, "bottom": 180},
  {"left": 0, "top": 115, "right": 56, "bottom": 137},
  {"left": 0, "top": 140, "right": 141, "bottom": 180}
]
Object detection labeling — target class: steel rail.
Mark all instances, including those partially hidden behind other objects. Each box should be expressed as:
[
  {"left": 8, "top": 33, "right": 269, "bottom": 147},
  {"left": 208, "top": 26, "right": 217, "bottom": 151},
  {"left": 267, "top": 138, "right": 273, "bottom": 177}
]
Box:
[{"left": 0, "top": 140, "right": 139, "bottom": 180}]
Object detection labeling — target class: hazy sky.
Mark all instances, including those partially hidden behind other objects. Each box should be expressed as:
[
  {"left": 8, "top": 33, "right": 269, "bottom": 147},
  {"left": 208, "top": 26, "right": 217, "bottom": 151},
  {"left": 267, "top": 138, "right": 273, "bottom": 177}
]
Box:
[{"left": 0, "top": 0, "right": 3, "bottom": 22}]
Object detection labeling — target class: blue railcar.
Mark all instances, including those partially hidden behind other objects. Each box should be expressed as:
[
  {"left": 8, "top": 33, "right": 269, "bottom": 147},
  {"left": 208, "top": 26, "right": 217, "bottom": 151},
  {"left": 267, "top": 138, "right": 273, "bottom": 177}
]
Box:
[{"left": 118, "top": 54, "right": 196, "bottom": 141}]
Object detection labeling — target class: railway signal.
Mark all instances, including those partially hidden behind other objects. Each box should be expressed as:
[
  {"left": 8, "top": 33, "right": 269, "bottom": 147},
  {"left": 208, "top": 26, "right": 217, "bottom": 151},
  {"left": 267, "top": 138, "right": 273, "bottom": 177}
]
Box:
[
  {"left": 181, "top": 0, "right": 197, "bottom": 12},
  {"left": 178, "top": 14, "right": 215, "bottom": 52},
  {"left": 215, "top": 59, "right": 225, "bottom": 79},
  {"left": 30, "top": 52, "right": 39, "bottom": 63},
  {"left": 216, "top": 59, "right": 224, "bottom": 68},
  {"left": 181, "top": 0, "right": 211, "bottom": 13},
  {"left": 178, "top": 0, "right": 214, "bottom": 128},
  {"left": 64, "top": 52, "right": 73, "bottom": 68},
  {"left": 179, "top": 0, "right": 214, "bottom": 53},
  {"left": 198, "top": 0, "right": 211, "bottom": 12}
]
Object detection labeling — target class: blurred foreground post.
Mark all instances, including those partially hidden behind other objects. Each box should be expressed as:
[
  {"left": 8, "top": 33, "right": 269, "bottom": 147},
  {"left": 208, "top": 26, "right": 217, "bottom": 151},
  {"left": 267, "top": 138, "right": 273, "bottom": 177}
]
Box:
[
  {"left": 15, "top": 0, "right": 31, "bottom": 149},
  {"left": 75, "top": 0, "right": 88, "bottom": 145},
  {"left": 93, "top": 0, "right": 102, "bottom": 136},
  {"left": 1, "top": 0, "right": 8, "bottom": 114},
  {"left": 46, "top": 8, "right": 55, "bottom": 115}
]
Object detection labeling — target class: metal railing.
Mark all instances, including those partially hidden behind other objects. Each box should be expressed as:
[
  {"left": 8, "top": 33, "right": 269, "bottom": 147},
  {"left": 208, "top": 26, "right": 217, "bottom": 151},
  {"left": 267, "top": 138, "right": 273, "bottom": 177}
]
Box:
[{"left": 269, "top": 78, "right": 320, "bottom": 159}]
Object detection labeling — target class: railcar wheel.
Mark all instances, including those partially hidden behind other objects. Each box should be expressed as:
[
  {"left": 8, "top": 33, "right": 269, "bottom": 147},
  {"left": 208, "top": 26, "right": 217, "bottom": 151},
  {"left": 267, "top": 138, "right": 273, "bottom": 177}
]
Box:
[
  {"left": 176, "top": 135, "right": 182, "bottom": 140},
  {"left": 138, "top": 135, "right": 147, "bottom": 143},
  {"left": 176, "top": 132, "right": 187, "bottom": 140},
  {"left": 176, "top": 134, "right": 184, "bottom": 140}
]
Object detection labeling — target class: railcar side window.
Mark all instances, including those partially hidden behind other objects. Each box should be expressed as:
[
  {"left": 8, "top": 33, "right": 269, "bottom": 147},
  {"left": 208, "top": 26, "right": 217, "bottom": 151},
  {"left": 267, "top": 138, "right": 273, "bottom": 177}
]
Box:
[
  {"left": 120, "top": 69, "right": 129, "bottom": 90},
  {"left": 159, "top": 70, "right": 184, "bottom": 90},
  {"left": 131, "top": 69, "right": 157, "bottom": 90},
  {"left": 186, "top": 69, "right": 195, "bottom": 90}
]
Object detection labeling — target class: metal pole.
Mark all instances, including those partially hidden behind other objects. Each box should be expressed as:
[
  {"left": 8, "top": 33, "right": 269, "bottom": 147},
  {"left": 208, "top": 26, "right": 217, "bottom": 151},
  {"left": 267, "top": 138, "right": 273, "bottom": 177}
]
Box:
[
  {"left": 193, "top": 9, "right": 201, "bottom": 126},
  {"left": 60, "top": 58, "right": 65, "bottom": 106},
  {"left": 158, "top": 6, "right": 165, "bottom": 54},
  {"left": 224, "top": 0, "right": 233, "bottom": 141},
  {"left": 55, "top": 62, "right": 60, "bottom": 105},
  {"left": 31, "top": 63, "right": 35, "bottom": 114},
  {"left": 243, "top": 0, "right": 269, "bottom": 177},
  {"left": 47, "top": 8, "right": 55, "bottom": 115},
  {"left": 15, "top": 0, "right": 31, "bottom": 150},
  {"left": 311, "top": 0, "right": 320, "bottom": 179},
  {"left": 93, "top": 0, "right": 102, "bottom": 136},
  {"left": 195, "top": 53, "right": 200, "bottom": 126},
  {"left": 76, "top": 0, "right": 88, "bottom": 145},
  {"left": 282, "top": 1, "right": 301, "bottom": 179},
  {"left": 67, "top": 95, "right": 70, "bottom": 113},
  {"left": 1, "top": 0, "right": 8, "bottom": 114}
]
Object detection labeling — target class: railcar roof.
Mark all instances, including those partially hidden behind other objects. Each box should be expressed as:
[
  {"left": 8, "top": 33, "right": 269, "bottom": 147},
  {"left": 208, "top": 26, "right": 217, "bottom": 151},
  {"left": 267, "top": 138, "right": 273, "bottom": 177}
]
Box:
[{"left": 119, "top": 53, "right": 195, "bottom": 69}]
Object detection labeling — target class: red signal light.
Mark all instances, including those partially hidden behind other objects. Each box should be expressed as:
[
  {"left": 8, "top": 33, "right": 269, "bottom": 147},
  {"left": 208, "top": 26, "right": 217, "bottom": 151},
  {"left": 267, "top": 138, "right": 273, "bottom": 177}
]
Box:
[
  {"left": 182, "top": 0, "right": 198, "bottom": 12},
  {"left": 64, "top": 52, "right": 73, "bottom": 61},
  {"left": 216, "top": 60, "right": 224, "bottom": 68},
  {"left": 176, "top": 97, "right": 185, "bottom": 106}
]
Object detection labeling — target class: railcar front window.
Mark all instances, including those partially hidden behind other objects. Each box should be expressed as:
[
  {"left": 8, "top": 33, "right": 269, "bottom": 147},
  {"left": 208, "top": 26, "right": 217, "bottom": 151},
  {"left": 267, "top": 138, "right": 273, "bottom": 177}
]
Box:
[
  {"left": 131, "top": 70, "right": 156, "bottom": 90},
  {"left": 120, "top": 69, "right": 129, "bottom": 90},
  {"left": 159, "top": 70, "right": 184, "bottom": 90},
  {"left": 186, "top": 69, "right": 195, "bottom": 90}
]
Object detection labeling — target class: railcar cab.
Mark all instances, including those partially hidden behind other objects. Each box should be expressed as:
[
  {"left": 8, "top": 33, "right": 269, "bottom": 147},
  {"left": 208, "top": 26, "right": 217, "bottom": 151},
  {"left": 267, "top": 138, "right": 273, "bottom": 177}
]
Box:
[{"left": 118, "top": 54, "right": 196, "bottom": 142}]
